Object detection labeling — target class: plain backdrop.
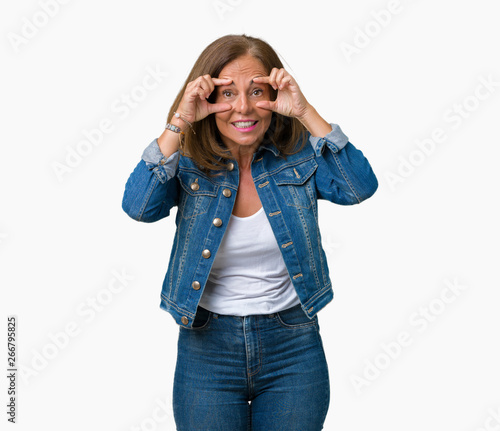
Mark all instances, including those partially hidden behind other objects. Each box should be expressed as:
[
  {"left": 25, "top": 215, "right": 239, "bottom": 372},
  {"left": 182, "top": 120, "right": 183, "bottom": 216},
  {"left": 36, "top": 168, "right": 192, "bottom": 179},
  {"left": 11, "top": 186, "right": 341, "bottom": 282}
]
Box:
[{"left": 1, "top": 0, "right": 499, "bottom": 430}]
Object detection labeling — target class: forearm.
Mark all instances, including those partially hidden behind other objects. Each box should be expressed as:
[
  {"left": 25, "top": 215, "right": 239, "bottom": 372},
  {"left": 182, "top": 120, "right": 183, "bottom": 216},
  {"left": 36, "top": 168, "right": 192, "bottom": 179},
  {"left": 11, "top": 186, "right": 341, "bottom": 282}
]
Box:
[
  {"left": 297, "top": 104, "right": 332, "bottom": 138},
  {"left": 157, "top": 115, "right": 185, "bottom": 158}
]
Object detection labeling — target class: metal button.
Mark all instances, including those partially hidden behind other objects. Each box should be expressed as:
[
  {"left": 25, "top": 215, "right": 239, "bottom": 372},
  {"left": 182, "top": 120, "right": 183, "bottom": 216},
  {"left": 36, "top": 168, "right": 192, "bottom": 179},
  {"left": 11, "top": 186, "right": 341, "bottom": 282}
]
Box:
[
  {"left": 190, "top": 182, "right": 200, "bottom": 191},
  {"left": 202, "top": 249, "right": 211, "bottom": 259},
  {"left": 227, "top": 162, "right": 234, "bottom": 171},
  {"left": 181, "top": 316, "right": 189, "bottom": 325},
  {"left": 192, "top": 281, "right": 201, "bottom": 290},
  {"left": 213, "top": 218, "right": 222, "bottom": 227},
  {"left": 222, "top": 188, "right": 232, "bottom": 198}
]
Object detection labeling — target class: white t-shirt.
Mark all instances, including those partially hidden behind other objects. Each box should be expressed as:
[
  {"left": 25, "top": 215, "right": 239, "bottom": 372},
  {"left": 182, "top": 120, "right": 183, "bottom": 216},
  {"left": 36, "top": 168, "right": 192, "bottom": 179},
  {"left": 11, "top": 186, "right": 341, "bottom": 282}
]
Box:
[{"left": 198, "top": 207, "right": 301, "bottom": 316}]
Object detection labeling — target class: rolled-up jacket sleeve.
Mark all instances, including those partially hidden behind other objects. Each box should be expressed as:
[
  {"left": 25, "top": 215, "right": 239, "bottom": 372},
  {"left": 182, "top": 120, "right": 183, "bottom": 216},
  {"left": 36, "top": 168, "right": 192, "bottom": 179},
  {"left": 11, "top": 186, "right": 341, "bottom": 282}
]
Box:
[
  {"left": 122, "top": 139, "right": 180, "bottom": 222},
  {"left": 310, "top": 123, "right": 378, "bottom": 205},
  {"left": 141, "top": 139, "right": 180, "bottom": 183}
]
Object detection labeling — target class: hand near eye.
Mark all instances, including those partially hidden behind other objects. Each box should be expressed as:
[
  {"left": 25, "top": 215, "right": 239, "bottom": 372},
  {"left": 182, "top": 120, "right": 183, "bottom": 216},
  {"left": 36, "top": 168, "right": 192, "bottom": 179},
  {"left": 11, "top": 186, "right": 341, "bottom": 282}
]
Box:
[
  {"left": 176, "top": 75, "right": 233, "bottom": 124},
  {"left": 254, "top": 68, "right": 333, "bottom": 137},
  {"left": 253, "top": 68, "right": 310, "bottom": 119},
  {"left": 158, "top": 75, "right": 233, "bottom": 159}
]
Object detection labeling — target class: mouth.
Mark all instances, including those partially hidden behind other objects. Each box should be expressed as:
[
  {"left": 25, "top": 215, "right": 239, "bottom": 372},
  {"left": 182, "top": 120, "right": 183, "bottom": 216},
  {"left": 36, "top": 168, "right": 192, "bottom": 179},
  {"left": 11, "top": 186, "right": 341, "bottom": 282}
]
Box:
[{"left": 231, "top": 120, "right": 258, "bottom": 132}]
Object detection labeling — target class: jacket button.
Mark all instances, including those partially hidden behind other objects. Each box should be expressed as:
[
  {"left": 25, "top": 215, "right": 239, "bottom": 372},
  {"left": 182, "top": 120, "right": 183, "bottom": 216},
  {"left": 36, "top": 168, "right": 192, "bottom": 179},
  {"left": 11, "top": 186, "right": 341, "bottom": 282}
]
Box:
[
  {"left": 223, "top": 188, "right": 232, "bottom": 198},
  {"left": 181, "top": 316, "right": 189, "bottom": 325},
  {"left": 227, "top": 162, "right": 234, "bottom": 171},
  {"left": 192, "top": 281, "right": 201, "bottom": 290},
  {"left": 190, "top": 182, "right": 200, "bottom": 191},
  {"left": 213, "top": 218, "right": 222, "bottom": 227},
  {"left": 202, "top": 249, "right": 211, "bottom": 259}
]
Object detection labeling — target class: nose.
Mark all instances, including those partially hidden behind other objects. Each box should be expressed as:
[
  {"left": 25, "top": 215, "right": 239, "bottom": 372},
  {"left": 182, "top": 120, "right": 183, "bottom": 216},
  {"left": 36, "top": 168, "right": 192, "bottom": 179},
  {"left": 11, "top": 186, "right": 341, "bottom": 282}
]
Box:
[{"left": 235, "top": 93, "right": 251, "bottom": 114}]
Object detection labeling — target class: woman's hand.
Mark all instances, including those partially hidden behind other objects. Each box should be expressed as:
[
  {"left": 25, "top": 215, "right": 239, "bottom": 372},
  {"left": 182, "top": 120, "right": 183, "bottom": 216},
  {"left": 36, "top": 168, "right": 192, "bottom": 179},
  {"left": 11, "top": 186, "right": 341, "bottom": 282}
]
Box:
[
  {"left": 253, "top": 68, "right": 310, "bottom": 119},
  {"left": 254, "top": 68, "right": 332, "bottom": 137},
  {"left": 175, "top": 75, "right": 232, "bottom": 124},
  {"left": 158, "top": 76, "right": 232, "bottom": 158}
]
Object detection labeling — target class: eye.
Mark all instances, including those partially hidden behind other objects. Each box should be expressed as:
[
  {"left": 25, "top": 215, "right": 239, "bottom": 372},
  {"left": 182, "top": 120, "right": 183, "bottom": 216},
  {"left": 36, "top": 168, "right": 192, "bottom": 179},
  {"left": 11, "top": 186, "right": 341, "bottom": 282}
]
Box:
[
  {"left": 251, "top": 88, "right": 264, "bottom": 96},
  {"left": 221, "top": 89, "right": 234, "bottom": 98}
]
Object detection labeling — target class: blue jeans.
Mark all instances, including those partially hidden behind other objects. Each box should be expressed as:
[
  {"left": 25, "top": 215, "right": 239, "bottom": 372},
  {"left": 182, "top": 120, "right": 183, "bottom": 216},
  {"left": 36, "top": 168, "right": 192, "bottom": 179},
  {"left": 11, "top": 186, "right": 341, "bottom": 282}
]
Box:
[{"left": 173, "top": 304, "right": 330, "bottom": 430}]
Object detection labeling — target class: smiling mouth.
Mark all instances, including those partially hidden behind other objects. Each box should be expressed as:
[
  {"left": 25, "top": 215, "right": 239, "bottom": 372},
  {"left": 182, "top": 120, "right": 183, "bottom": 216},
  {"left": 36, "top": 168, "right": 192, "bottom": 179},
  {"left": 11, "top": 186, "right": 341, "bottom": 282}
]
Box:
[
  {"left": 232, "top": 121, "right": 258, "bottom": 128},
  {"left": 231, "top": 121, "right": 259, "bottom": 132}
]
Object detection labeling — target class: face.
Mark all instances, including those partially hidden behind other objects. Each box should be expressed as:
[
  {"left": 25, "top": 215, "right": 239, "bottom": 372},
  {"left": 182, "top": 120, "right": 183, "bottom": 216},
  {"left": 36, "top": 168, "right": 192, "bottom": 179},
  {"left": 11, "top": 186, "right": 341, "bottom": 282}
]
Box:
[{"left": 214, "top": 54, "right": 272, "bottom": 154}]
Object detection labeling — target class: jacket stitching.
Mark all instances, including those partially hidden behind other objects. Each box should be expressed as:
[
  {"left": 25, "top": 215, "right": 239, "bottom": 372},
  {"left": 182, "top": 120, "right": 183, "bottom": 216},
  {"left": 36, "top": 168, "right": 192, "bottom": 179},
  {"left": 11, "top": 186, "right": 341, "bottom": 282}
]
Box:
[
  {"left": 138, "top": 175, "right": 159, "bottom": 221},
  {"left": 332, "top": 152, "right": 361, "bottom": 203}
]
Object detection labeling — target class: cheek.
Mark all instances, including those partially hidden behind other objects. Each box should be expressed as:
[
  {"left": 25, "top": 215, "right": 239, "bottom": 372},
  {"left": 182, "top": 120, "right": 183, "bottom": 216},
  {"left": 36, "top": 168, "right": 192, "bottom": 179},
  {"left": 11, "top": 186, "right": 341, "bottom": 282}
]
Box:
[
  {"left": 215, "top": 111, "right": 232, "bottom": 126},
  {"left": 258, "top": 109, "right": 273, "bottom": 129}
]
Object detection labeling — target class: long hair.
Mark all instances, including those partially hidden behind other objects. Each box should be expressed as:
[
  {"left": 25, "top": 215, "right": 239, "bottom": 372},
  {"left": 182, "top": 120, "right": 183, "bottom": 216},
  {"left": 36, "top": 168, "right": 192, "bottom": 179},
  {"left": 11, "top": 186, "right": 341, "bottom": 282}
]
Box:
[{"left": 167, "top": 34, "right": 307, "bottom": 172}]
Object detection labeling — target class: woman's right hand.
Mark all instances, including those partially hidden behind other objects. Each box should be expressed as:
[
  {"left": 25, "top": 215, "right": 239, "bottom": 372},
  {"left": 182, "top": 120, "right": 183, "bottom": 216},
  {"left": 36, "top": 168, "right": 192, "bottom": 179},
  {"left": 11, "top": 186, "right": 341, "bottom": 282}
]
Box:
[{"left": 175, "top": 75, "right": 233, "bottom": 124}]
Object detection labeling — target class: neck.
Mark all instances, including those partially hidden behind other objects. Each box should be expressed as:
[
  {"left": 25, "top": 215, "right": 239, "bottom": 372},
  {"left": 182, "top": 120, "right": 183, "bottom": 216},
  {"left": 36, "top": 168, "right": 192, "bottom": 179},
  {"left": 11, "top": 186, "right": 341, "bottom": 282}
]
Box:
[{"left": 225, "top": 142, "right": 261, "bottom": 171}]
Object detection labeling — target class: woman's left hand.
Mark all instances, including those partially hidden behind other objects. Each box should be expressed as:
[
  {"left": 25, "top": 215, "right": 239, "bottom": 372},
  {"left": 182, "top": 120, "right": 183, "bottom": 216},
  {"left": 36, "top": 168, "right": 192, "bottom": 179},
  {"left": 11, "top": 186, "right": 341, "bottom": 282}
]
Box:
[{"left": 253, "top": 68, "right": 310, "bottom": 119}]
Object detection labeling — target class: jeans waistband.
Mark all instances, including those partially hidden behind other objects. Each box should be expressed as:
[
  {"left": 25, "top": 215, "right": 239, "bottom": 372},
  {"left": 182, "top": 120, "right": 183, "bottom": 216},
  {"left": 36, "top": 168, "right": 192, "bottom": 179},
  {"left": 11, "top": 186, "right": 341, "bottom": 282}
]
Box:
[{"left": 197, "top": 303, "right": 305, "bottom": 320}]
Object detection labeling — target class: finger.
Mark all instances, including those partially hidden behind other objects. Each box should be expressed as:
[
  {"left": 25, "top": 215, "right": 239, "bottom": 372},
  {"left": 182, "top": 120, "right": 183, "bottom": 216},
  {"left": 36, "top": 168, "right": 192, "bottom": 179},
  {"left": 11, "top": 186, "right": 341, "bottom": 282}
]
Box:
[
  {"left": 195, "top": 87, "right": 207, "bottom": 102},
  {"left": 277, "top": 69, "right": 293, "bottom": 90},
  {"left": 212, "top": 77, "right": 233, "bottom": 86},
  {"left": 252, "top": 76, "right": 275, "bottom": 93},
  {"left": 268, "top": 68, "right": 279, "bottom": 90},
  {"left": 186, "top": 80, "right": 207, "bottom": 100},
  {"left": 207, "top": 102, "right": 232, "bottom": 115},
  {"left": 252, "top": 76, "right": 270, "bottom": 84},
  {"left": 200, "top": 75, "right": 214, "bottom": 99},
  {"left": 279, "top": 75, "right": 293, "bottom": 90},
  {"left": 255, "top": 100, "right": 277, "bottom": 111},
  {"left": 276, "top": 68, "right": 286, "bottom": 88}
]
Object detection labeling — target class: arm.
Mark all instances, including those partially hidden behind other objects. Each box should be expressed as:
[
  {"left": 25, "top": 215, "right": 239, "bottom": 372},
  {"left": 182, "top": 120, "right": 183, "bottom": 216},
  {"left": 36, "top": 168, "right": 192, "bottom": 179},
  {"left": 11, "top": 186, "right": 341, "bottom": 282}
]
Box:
[
  {"left": 122, "top": 75, "right": 233, "bottom": 222},
  {"left": 308, "top": 122, "right": 378, "bottom": 205},
  {"left": 254, "top": 69, "right": 378, "bottom": 205},
  {"left": 122, "top": 139, "right": 180, "bottom": 222}
]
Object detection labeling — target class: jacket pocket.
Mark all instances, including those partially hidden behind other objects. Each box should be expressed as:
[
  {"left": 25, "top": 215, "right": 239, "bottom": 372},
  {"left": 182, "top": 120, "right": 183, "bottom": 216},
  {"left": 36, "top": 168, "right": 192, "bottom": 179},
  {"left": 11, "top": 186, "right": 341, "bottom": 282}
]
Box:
[
  {"left": 274, "top": 159, "right": 317, "bottom": 209},
  {"left": 178, "top": 170, "right": 219, "bottom": 219}
]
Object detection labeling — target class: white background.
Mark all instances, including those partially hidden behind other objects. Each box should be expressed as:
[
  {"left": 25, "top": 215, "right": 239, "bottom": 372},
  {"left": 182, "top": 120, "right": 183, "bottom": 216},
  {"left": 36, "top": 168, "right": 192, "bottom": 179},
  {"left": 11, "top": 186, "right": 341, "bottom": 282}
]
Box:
[{"left": 1, "top": 0, "right": 499, "bottom": 430}]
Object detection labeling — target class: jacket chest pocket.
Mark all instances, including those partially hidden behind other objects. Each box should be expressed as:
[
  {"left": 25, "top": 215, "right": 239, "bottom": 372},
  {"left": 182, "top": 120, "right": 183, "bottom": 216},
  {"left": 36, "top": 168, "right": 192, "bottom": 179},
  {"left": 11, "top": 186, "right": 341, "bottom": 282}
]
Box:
[
  {"left": 274, "top": 159, "right": 317, "bottom": 209},
  {"left": 178, "top": 171, "right": 219, "bottom": 219}
]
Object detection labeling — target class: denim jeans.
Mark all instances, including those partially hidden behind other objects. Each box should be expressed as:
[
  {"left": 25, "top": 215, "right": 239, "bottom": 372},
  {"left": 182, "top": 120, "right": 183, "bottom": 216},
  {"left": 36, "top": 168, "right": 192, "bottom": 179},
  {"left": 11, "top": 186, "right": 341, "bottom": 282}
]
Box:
[{"left": 173, "top": 304, "right": 330, "bottom": 430}]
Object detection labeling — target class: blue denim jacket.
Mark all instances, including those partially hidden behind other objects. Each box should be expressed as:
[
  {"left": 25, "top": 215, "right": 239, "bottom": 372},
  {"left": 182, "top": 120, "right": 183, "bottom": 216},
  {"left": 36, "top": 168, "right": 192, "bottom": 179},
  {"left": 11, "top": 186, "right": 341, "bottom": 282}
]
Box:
[{"left": 122, "top": 123, "right": 378, "bottom": 327}]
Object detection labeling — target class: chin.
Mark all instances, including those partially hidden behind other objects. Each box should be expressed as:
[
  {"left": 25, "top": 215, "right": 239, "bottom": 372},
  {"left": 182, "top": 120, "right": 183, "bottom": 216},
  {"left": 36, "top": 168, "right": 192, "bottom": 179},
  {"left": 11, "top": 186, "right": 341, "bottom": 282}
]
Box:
[{"left": 217, "top": 120, "right": 271, "bottom": 150}]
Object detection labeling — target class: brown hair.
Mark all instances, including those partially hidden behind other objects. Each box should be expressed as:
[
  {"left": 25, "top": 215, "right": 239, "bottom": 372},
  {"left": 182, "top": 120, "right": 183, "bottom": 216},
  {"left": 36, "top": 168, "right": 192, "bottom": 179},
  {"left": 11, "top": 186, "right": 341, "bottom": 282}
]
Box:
[{"left": 167, "top": 34, "right": 307, "bottom": 172}]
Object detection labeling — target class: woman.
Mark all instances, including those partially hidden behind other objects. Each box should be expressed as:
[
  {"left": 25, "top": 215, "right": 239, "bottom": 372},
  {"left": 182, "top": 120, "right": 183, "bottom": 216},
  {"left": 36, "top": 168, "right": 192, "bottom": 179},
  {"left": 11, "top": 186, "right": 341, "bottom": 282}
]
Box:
[{"left": 122, "top": 34, "right": 378, "bottom": 430}]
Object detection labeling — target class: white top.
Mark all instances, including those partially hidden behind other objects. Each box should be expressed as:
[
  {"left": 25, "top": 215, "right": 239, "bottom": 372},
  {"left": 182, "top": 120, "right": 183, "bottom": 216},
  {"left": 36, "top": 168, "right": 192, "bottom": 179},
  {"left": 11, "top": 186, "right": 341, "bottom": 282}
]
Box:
[{"left": 198, "top": 207, "right": 301, "bottom": 316}]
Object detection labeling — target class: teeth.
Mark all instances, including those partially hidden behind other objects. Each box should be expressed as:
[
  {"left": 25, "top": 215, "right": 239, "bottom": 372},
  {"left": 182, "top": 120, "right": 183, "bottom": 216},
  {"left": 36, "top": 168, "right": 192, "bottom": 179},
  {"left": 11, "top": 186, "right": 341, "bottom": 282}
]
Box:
[{"left": 233, "top": 121, "right": 255, "bottom": 128}]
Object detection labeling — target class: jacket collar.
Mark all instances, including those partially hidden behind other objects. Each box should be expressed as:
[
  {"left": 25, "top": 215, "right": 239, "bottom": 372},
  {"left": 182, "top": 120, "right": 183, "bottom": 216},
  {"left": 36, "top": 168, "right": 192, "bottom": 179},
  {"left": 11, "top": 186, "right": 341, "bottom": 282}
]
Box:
[{"left": 258, "top": 140, "right": 280, "bottom": 157}]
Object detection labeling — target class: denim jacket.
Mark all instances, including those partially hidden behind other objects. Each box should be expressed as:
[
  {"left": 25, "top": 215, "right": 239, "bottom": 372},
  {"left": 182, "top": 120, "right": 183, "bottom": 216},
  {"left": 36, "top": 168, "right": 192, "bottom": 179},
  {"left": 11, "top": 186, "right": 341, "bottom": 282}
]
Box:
[{"left": 122, "top": 122, "right": 378, "bottom": 328}]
